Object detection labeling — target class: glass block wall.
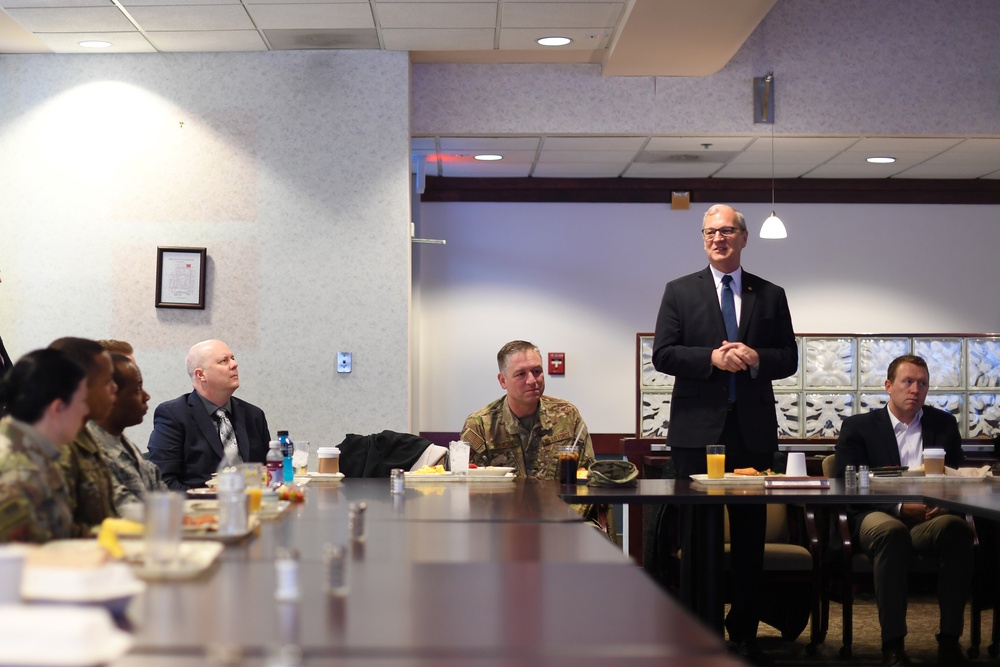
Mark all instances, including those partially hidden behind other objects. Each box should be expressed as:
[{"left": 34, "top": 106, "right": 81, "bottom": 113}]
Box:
[{"left": 637, "top": 334, "right": 1000, "bottom": 440}]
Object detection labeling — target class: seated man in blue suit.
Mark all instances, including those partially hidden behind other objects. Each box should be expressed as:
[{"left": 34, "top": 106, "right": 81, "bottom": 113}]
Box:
[
  {"left": 835, "top": 354, "right": 972, "bottom": 666},
  {"left": 148, "top": 340, "right": 270, "bottom": 489}
]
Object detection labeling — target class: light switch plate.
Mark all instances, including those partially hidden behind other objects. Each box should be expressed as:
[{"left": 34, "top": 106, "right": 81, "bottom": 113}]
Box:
[{"left": 337, "top": 352, "right": 352, "bottom": 373}]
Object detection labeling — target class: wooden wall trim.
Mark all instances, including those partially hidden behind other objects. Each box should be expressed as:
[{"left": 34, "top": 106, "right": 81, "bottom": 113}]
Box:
[
  {"left": 420, "top": 432, "right": 630, "bottom": 457},
  {"left": 421, "top": 176, "right": 1000, "bottom": 205}
]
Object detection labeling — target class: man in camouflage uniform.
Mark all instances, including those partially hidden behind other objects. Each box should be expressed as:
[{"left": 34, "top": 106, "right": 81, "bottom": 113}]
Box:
[
  {"left": 0, "top": 416, "right": 75, "bottom": 542},
  {"left": 461, "top": 340, "right": 595, "bottom": 478},
  {"left": 50, "top": 337, "right": 120, "bottom": 535},
  {"left": 88, "top": 353, "right": 167, "bottom": 514}
]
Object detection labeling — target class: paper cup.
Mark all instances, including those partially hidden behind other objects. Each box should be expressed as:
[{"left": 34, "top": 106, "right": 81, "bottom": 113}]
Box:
[
  {"left": 786, "top": 452, "right": 807, "bottom": 477},
  {"left": 924, "top": 448, "right": 946, "bottom": 475},
  {"left": 0, "top": 545, "right": 27, "bottom": 603},
  {"left": 449, "top": 440, "right": 470, "bottom": 474}
]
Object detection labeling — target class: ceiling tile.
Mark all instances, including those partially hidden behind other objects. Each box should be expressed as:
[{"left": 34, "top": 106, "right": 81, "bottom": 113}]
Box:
[
  {"left": 377, "top": 3, "right": 496, "bottom": 28},
  {"left": 121, "top": 0, "right": 240, "bottom": 5},
  {"left": 145, "top": 29, "right": 266, "bottom": 50},
  {"left": 439, "top": 136, "right": 539, "bottom": 151},
  {"left": 410, "top": 137, "right": 436, "bottom": 150},
  {"left": 381, "top": 27, "right": 493, "bottom": 49},
  {"left": 533, "top": 162, "right": 625, "bottom": 177},
  {"left": 802, "top": 164, "right": 908, "bottom": 179},
  {"left": 840, "top": 137, "right": 964, "bottom": 155},
  {"left": 440, "top": 149, "right": 537, "bottom": 163},
  {"left": 2, "top": 0, "right": 112, "bottom": 7},
  {"left": 5, "top": 7, "right": 132, "bottom": 32},
  {"left": 128, "top": 5, "right": 253, "bottom": 30},
  {"left": 891, "top": 164, "right": 1000, "bottom": 179},
  {"left": 498, "top": 28, "right": 606, "bottom": 49},
  {"left": 542, "top": 136, "right": 645, "bottom": 150},
  {"left": 264, "top": 28, "right": 379, "bottom": 49},
  {"left": 32, "top": 30, "right": 153, "bottom": 51},
  {"left": 644, "top": 136, "right": 753, "bottom": 152},
  {"left": 501, "top": 2, "right": 622, "bottom": 28},
  {"left": 537, "top": 149, "right": 636, "bottom": 163},
  {"left": 247, "top": 3, "right": 373, "bottom": 29},
  {"left": 623, "top": 162, "right": 722, "bottom": 178}
]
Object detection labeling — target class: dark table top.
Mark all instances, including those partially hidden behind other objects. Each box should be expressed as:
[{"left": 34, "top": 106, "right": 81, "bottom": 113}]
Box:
[{"left": 111, "top": 478, "right": 728, "bottom": 663}]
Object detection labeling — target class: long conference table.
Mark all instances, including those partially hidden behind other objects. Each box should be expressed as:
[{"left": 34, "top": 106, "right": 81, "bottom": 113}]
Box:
[
  {"left": 558, "top": 476, "right": 1000, "bottom": 635},
  {"left": 109, "top": 478, "right": 747, "bottom": 666}
]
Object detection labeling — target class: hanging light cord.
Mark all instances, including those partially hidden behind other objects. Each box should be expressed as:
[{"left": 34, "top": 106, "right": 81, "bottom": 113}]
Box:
[{"left": 770, "top": 124, "right": 776, "bottom": 209}]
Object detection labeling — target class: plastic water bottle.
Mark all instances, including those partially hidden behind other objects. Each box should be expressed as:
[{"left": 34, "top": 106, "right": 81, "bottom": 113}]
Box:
[
  {"left": 278, "top": 430, "right": 294, "bottom": 484},
  {"left": 216, "top": 444, "right": 247, "bottom": 535},
  {"left": 265, "top": 439, "right": 283, "bottom": 488}
]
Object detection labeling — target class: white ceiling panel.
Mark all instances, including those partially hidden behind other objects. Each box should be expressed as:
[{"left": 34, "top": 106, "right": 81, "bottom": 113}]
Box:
[
  {"left": 127, "top": 5, "right": 253, "bottom": 30},
  {"left": 644, "top": 136, "right": 754, "bottom": 152},
  {"left": 623, "top": 162, "right": 724, "bottom": 178},
  {"left": 498, "top": 27, "right": 606, "bottom": 49},
  {"left": 439, "top": 137, "right": 539, "bottom": 151},
  {"left": 246, "top": 3, "right": 373, "bottom": 29},
  {"left": 122, "top": 0, "right": 240, "bottom": 5},
  {"left": 803, "top": 163, "right": 908, "bottom": 179},
  {"left": 536, "top": 149, "right": 637, "bottom": 163},
  {"left": 442, "top": 149, "right": 537, "bottom": 163},
  {"left": 381, "top": 26, "right": 492, "bottom": 49},
  {"left": 542, "top": 136, "right": 646, "bottom": 150},
  {"left": 5, "top": 7, "right": 132, "bottom": 32},
  {"left": 377, "top": 3, "right": 496, "bottom": 29},
  {"left": 892, "top": 164, "right": 1000, "bottom": 179},
  {"left": 501, "top": 2, "right": 622, "bottom": 28},
  {"left": 145, "top": 28, "right": 266, "bottom": 50},
  {"left": 532, "top": 162, "right": 625, "bottom": 177},
  {"left": 33, "top": 30, "right": 153, "bottom": 51},
  {"left": 2, "top": 0, "right": 111, "bottom": 7}
]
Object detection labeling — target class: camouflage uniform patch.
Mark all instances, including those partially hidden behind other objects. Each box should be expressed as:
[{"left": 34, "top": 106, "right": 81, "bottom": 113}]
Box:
[
  {"left": 58, "top": 423, "right": 118, "bottom": 535},
  {"left": 87, "top": 422, "right": 168, "bottom": 513},
  {"left": 0, "top": 417, "right": 74, "bottom": 542}
]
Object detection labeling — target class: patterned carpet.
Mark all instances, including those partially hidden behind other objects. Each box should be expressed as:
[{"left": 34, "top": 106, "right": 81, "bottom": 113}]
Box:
[{"left": 751, "top": 594, "right": 996, "bottom": 665}]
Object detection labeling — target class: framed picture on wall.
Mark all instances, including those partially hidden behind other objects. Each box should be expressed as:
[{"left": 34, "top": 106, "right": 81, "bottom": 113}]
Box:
[{"left": 155, "top": 247, "right": 206, "bottom": 309}]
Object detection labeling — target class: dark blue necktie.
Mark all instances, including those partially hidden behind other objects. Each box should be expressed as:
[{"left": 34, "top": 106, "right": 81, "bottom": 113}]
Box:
[{"left": 721, "top": 274, "right": 738, "bottom": 402}]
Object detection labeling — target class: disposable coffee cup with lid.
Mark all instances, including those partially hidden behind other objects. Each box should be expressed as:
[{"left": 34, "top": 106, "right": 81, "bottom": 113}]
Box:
[{"left": 317, "top": 447, "right": 341, "bottom": 474}]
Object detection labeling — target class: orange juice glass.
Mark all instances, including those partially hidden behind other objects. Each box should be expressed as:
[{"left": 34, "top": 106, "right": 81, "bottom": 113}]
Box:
[
  {"left": 706, "top": 445, "right": 726, "bottom": 479},
  {"left": 246, "top": 487, "right": 263, "bottom": 512}
]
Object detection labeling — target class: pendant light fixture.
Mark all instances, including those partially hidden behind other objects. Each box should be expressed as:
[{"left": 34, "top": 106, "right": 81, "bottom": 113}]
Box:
[{"left": 754, "top": 72, "right": 787, "bottom": 239}]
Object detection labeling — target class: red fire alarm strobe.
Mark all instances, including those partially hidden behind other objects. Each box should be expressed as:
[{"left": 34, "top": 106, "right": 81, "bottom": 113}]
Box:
[{"left": 548, "top": 353, "right": 565, "bottom": 376}]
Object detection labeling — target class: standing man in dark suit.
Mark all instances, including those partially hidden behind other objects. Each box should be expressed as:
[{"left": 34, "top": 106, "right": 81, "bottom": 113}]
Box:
[
  {"left": 653, "top": 204, "right": 797, "bottom": 664},
  {"left": 835, "top": 355, "right": 972, "bottom": 666},
  {"left": 148, "top": 339, "right": 271, "bottom": 489}
]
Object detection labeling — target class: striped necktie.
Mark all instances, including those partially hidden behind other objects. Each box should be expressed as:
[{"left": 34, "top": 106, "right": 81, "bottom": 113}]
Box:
[{"left": 721, "top": 274, "right": 738, "bottom": 402}]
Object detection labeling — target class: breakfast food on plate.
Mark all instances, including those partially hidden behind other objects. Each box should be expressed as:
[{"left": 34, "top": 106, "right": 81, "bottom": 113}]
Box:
[
  {"left": 96, "top": 518, "right": 145, "bottom": 559},
  {"left": 732, "top": 468, "right": 780, "bottom": 476},
  {"left": 412, "top": 464, "right": 447, "bottom": 475},
  {"left": 576, "top": 468, "right": 589, "bottom": 479}
]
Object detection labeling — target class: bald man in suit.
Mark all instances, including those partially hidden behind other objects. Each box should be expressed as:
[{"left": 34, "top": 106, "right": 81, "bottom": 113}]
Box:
[{"left": 653, "top": 204, "right": 797, "bottom": 664}]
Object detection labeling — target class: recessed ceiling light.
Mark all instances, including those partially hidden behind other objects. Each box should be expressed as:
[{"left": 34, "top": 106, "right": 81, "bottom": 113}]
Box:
[
  {"left": 474, "top": 154, "right": 502, "bottom": 161},
  {"left": 537, "top": 36, "right": 572, "bottom": 47},
  {"left": 79, "top": 40, "right": 112, "bottom": 48},
  {"left": 866, "top": 156, "right": 896, "bottom": 164}
]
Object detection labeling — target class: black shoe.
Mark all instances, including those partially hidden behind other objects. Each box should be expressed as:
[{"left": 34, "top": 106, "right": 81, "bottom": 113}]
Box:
[
  {"left": 728, "top": 640, "right": 772, "bottom": 666},
  {"left": 881, "top": 648, "right": 912, "bottom": 666},
  {"left": 936, "top": 638, "right": 967, "bottom": 666}
]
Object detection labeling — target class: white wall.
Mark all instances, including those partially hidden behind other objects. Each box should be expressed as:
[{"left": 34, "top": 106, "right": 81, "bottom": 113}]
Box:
[
  {"left": 414, "top": 201, "right": 1000, "bottom": 434},
  {"left": 0, "top": 51, "right": 413, "bottom": 449}
]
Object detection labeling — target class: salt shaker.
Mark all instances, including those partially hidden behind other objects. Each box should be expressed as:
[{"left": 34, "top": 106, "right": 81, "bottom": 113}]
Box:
[
  {"left": 858, "top": 465, "right": 870, "bottom": 491},
  {"left": 274, "top": 548, "right": 300, "bottom": 601},
  {"left": 324, "top": 544, "right": 349, "bottom": 597},
  {"left": 349, "top": 501, "right": 367, "bottom": 543},
  {"left": 844, "top": 465, "right": 857, "bottom": 491},
  {"left": 390, "top": 468, "right": 405, "bottom": 495}
]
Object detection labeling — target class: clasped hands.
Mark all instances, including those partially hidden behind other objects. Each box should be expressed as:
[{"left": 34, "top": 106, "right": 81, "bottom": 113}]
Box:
[
  {"left": 900, "top": 503, "right": 947, "bottom": 526},
  {"left": 712, "top": 341, "right": 759, "bottom": 373}
]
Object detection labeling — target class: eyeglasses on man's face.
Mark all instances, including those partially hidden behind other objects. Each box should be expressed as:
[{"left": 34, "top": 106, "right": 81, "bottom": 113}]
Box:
[{"left": 701, "top": 226, "right": 743, "bottom": 240}]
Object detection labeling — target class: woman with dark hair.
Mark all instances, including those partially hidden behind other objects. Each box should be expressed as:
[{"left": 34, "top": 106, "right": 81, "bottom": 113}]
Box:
[{"left": 0, "top": 348, "right": 88, "bottom": 542}]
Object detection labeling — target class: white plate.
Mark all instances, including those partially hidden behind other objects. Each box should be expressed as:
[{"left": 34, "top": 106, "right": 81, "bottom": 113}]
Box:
[
  {"left": 301, "top": 472, "right": 344, "bottom": 482},
  {"left": 466, "top": 466, "right": 514, "bottom": 477},
  {"left": 120, "top": 540, "right": 224, "bottom": 581},
  {"left": 186, "top": 487, "right": 217, "bottom": 497},
  {"left": 690, "top": 473, "right": 766, "bottom": 485},
  {"left": 405, "top": 471, "right": 453, "bottom": 479},
  {"left": 0, "top": 605, "right": 133, "bottom": 666}
]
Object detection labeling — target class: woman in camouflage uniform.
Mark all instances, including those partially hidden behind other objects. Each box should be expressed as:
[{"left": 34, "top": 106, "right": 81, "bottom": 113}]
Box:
[{"left": 0, "top": 349, "right": 88, "bottom": 542}]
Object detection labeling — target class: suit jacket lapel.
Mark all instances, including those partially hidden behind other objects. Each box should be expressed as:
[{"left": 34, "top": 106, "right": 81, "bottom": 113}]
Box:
[
  {"left": 698, "top": 267, "right": 729, "bottom": 342},
  {"left": 230, "top": 398, "right": 252, "bottom": 462},
  {"left": 875, "top": 409, "right": 902, "bottom": 466},
  {"left": 189, "top": 392, "right": 225, "bottom": 461},
  {"left": 737, "top": 272, "right": 758, "bottom": 341}
]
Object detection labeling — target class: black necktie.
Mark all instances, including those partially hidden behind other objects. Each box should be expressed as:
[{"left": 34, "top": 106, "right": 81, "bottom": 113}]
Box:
[
  {"left": 214, "top": 408, "right": 241, "bottom": 462},
  {"left": 721, "top": 274, "right": 738, "bottom": 402}
]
